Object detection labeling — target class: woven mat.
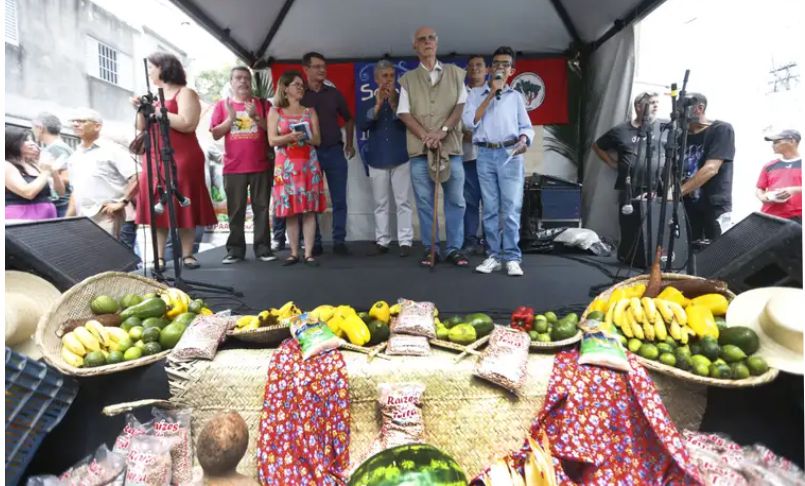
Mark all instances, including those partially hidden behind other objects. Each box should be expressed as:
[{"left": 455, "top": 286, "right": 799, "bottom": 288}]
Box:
[{"left": 166, "top": 347, "right": 707, "bottom": 478}]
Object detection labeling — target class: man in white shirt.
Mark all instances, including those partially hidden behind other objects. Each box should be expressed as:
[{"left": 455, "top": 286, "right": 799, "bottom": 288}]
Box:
[{"left": 65, "top": 108, "right": 139, "bottom": 239}]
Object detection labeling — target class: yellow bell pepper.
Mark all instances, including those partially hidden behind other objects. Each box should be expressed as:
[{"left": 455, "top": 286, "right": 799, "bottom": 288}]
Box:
[
  {"left": 607, "top": 288, "right": 627, "bottom": 312},
  {"left": 690, "top": 294, "right": 729, "bottom": 316},
  {"left": 627, "top": 283, "right": 646, "bottom": 298},
  {"left": 340, "top": 314, "right": 370, "bottom": 345},
  {"left": 657, "top": 286, "right": 686, "bottom": 306},
  {"left": 325, "top": 314, "right": 346, "bottom": 338},
  {"left": 685, "top": 304, "right": 719, "bottom": 339},
  {"left": 389, "top": 303, "right": 401, "bottom": 316},
  {"left": 369, "top": 300, "right": 391, "bottom": 324}
]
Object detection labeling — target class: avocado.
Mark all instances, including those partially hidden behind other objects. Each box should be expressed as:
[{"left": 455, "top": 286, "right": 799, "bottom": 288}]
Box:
[
  {"left": 366, "top": 320, "right": 390, "bottom": 346},
  {"left": 550, "top": 320, "right": 578, "bottom": 341},
  {"left": 120, "top": 297, "right": 167, "bottom": 320},
  {"left": 464, "top": 313, "right": 494, "bottom": 337},
  {"left": 718, "top": 326, "right": 760, "bottom": 355},
  {"left": 172, "top": 312, "right": 197, "bottom": 328}
]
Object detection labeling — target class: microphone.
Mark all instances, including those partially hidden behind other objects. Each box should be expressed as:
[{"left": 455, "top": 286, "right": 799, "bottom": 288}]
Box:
[
  {"left": 494, "top": 72, "right": 504, "bottom": 100},
  {"left": 621, "top": 175, "right": 634, "bottom": 215},
  {"left": 154, "top": 187, "right": 167, "bottom": 215}
]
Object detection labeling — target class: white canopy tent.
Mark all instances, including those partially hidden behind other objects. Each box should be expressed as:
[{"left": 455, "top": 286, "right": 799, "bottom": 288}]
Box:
[{"left": 170, "top": 0, "right": 667, "bottom": 241}]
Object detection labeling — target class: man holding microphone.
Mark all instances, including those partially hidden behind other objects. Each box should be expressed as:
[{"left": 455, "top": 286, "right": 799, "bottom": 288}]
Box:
[{"left": 463, "top": 46, "right": 534, "bottom": 276}]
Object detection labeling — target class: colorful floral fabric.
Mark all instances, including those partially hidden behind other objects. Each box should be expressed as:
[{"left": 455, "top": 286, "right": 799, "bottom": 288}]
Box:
[
  {"left": 529, "top": 349, "right": 701, "bottom": 485},
  {"left": 257, "top": 339, "right": 350, "bottom": 485},
  {"left": 272, "top": 108, "right": 327, "bottom": 217}
]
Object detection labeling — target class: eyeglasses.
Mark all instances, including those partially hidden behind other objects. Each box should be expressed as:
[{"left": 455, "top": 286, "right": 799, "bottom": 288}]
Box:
[
  {"left": 415, "top": 34, "right": 438, "bottom": 43},
  {"left": 288, "top": 82, "right": 305, "bottom": 89},
  {"left": 491, "top": 61, "right": 512, "bottom": 68},
  {"left": 308, "top": 64, "right": 326, "bottom": 70}
]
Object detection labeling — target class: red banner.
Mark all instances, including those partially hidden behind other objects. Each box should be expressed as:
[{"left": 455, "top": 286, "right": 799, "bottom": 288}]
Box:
[
  {"left": 512, "top": 58, "right": 568, "bottom": 125},
  {"left": 270, "top": 62, "right": 356, "bottom": 125}
]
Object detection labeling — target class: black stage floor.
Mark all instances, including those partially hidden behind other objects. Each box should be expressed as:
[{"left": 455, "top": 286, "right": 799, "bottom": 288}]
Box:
[{"left": 170, "top": 241, "right": 637, "bottom": 318}]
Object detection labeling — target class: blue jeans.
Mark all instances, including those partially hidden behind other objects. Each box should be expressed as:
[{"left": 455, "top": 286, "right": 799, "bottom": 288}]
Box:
[
  {"left": 477, "top": 147, "right": 524, "bottom": 262},
  {"left": 119, "top": 221, "right": 139, "bottom": 259},
  {"left": 409, "top": 155, "right": 465, "bottom": 255},
  {"left": 463, "top": 159, "right": 482, "bottom": 247},
  {"left": 317, "top": 144, "right": 349, "bottom": 243}
]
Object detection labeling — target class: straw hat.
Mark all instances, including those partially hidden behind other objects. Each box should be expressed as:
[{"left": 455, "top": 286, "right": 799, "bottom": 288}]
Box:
[
  {"left": 726, "top": 287, "right": 804, "bottom": 375},
  {"left": 5, "top": 271, "right": 61, "bottom": 349}
]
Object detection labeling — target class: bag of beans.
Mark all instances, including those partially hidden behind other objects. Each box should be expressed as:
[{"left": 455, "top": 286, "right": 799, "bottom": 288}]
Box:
[
  {"left": 112, "top": 413, "right": 152, "bottom": 457},
  {"left": 170, "top": 311, "right": 232, "bottom": 362},
  {"left": 474, "top": 326, "right": 530, "bottom": 394},
  {"left": 151, "top": 408, "right": 194, "bottom": 486},
  {"left": 124, "top": 435, "right": 175, "bottom": 486},
  {"left": 386, "top": 334, "right": 431, "bottom": 356},
  {"left": 390, "top": 299, "right": 436, "bottom": 338},
  {"left": 290, "top": 313, "right": 344, "bottom": 360},
  {"left": 27, "top": 445, "right": 126, "bottom": 486}
]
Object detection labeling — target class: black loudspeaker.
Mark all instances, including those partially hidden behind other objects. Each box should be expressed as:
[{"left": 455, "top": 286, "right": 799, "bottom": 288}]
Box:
[
  {"left": 5, "top": 217, "right": 140, "bottom": 291},
  {"left": 618, "top": 199, "right": 689, "bottom": 270},
  {"left": 696, "top": 212, "right": 802, "bottom": 293}
]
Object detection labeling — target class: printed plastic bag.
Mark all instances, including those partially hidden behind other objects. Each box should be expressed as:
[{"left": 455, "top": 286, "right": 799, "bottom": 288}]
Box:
[
  {"left": 390, "top": 299, "right": 436, "bottom": 338},
  {"left": 27, "top": 444, "right": 126, "bottom": 486},
  {"left": 124, "top": 435, "right": 175, "bottom": 486},
  {"left": 474, "top": 326, "right": 530, "bottom": 393},
  {"left": 577, "top": 319, "right": 631, "bottom": 372},
  {"left": 151, "top": 408, "right": 194, "bottom": 486},
  {"left": 289, "top": 313, "right": 345, "bottom": 360},
  {"left": 386, "top": 334, "right": 431, "bottom": 356},
  {"left": 112, "top": 413, "right": 152, "bottom": 456}
]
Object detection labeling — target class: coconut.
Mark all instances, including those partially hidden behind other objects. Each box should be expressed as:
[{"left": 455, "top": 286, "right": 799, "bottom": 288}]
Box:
[{"left": 197, "top": 411, "right": 250, "bottom": 477}]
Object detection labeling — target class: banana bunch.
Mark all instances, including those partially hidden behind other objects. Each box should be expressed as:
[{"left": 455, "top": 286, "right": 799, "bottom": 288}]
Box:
[
  {"left": 235, "top": 315, "right": 260, "bottom": 331},
  {"left": 607, "top": 297, "right": 696, "bottom": 344},
  {"left": 481, "top": 433, "right": 556, "bottom": 486},
  {"left": 60, "top": 320, "right": 133, "bottom": 367},
  {"left": 160, "top": 287, "right": 192, "bottom": 319},
  {"left": 233, "top": 301, "right": 302, "bottom": 333}
]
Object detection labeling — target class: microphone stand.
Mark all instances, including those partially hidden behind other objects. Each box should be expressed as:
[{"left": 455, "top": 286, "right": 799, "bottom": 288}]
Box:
[
  {"left": 636, "top": 103, "right": 654, "bottom": 267},
  {"left": 137, "top": 61, "right": 241, "bottom": 297}
]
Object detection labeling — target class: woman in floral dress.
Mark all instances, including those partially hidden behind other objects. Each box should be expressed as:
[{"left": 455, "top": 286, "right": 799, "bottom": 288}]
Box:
[{"left": 268, "top": 70, "right": 326, "bottom": 266}]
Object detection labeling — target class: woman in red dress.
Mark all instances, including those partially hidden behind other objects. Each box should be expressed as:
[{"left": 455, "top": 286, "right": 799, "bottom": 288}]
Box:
[
  {"left": 133, "top": 52, "right": 217, "bottom": 269},
  {"left": 268, "top": 71, "right": 326, "bottom": 266}
]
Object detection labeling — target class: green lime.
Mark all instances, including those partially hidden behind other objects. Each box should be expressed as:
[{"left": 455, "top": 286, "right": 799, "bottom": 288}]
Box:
[
  {"left": 731, "top": 362, "right": 751, "bottom": 380},
  {"left": 692, "top": 363, "right": 710, "bottom": 377},
  {"left": 564, "top": 312, "right": 579, "bottom": 324},
  {"left": 90, "top": 295, "right": 119, "bottom": 315},
  {"left": 675, "top": 345, "right": 691, "bottom": 358},
  {"left": 188, "top": 299, "right": 205, "bottom": 314},
  {"left": 656, "top": 343, "right": 675, "bottom": 355},
  {"left": 537, "top": 333, "right": 551, "bottom": 343},
  {"left": 142, "top": 327, "right": 161, "bottom": 343},
  {"left": 120, "top": 316, "right": 142, "bottom": 332},
  {"left": 675, "top": 348, "right": 692, "bottom": 371},
  {"left": 659, "top": 352, "right": 677, "bottom": 367},
  {"left": 746, "top": 356, "right": 769, "bottom": 376},
  {"left": 533, "top": 316, "right": 549, "bottom": 333},
  {"left": 587, "top": 311, "right": 605, "bottom": 321},
  {"left": 627, "top": 338, "right": 643, "bottom": 353},
  {"left": 690, "top": 354, "right": 712, "bottom": 368},
  {"left": 689, "top": 342, "right": 703, "bottom": 356},
  {"left": 142, "top": 341, "right": 162, "bottom": 356},
  {"left": 544, "top": 311, "right": 558, "bottom": 323},
  {"left": 107, "top": 350, "right": 124, "bottom": 364},
  {"left": 638, "top": 343, "right": 660, "bottom": 361},
  {"left": 84, "top": 351, "right": 106, "bottom": 367},
  {"left": 617, "top": 334, "right": 628, "bottom": 347},
  {"left": 159, "top": 323, "right": 186, "bottom": 350},
  {"left": 663, "top": 337, "right": 678, "bottom": 349},
  {"left": 123, "top": 347, "right": 143, "bottom": 361},
  {"left": 719, "top": 344, "right": 747, "bottom": 363},
  {"left": 528, "top": 330, "right": 539, "bottom": 342},
  {"left": 700, "top": 339, "right": 720, "bottom": 361},
  {"left": 714, "top": 316, "right": 727, "bottom": 330},
  {"left": 710, "top": 363, "right": 732, "bottom": 379},
  {"left": 120, "top": 294, "right": 144, "bottom": 309},
  {"left": 128, "top": 326, "right": 144, "bottom": 341},
  {"left": 135, "top": 339, "right": 146, "bottom": 350}
]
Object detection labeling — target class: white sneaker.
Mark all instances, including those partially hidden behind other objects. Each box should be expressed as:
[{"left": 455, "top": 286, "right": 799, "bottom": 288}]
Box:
[
  {"left": 475, "top": 257, "right": 502, "bottom": 274},
  {"left": 506, "top": 261, "right": 524, "bottom": 276}
]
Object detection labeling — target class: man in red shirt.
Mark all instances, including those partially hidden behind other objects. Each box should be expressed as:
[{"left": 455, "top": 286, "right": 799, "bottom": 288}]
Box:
[
  {"left": 756, "top": 129, "right": 801, "bottom": 223},
  {"left": 210, "top": 66, "right": 277, "bottom": 263}
]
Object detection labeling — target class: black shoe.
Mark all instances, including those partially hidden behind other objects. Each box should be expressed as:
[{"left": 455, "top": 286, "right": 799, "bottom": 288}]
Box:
[
  {"left": 222, "top": 254, "right": 242, "bottom": 264},
  {"left": 312, "top": 245, "right": 324, "bottom": 256},
  {"left": 399, "top": 245, "right": 411, "bottom": 257},
  {"left": 258, "top": 251, "right": 278, "bottom": 262},
  {"left": 367, "top": 243, "right": 389, "bottom": 256},
  {"left": 333, "top": 243, "right": 349, "bottom": 256}
]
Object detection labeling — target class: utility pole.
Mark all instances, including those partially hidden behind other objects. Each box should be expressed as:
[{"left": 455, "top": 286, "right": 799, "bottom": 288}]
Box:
[{"left": 768, "top": 62, "right": 799, "bottom": 94}]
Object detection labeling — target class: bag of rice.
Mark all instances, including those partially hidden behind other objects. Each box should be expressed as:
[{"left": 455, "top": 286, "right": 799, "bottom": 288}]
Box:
[
  {"left": 151, "top": 408, "right": 194, "bottom": 486},
  {"left": 474, "top": 326, "right": 530, "bottom": 394},
  {"left": 386, "top": 333, "right": 431, "bottom": 356},
  {"left": 112, "top": 413, "right": 152, "bottom": 456},
  {"left": 124, "top": 435, "right": 175, "bottom": 486},
  {"left": 390, "top": 299, "right": 436, "bottom": 338},
  {"left": 577, "top": 318, "right": 631, "bottom": 372},
  {"left": 170, "top": 311, "right": 232, "bottom": 362},
  {"left": 290, "top": 313, "right": 345, "bottom": 360}
]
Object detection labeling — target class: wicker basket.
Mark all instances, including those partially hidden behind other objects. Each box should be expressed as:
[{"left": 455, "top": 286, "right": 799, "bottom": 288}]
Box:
[
  {"left": 583, "top": 273, "right": 779, "bottom": 388},
  {"left": 35, "top": 272, "right": 170, "bottom": 377},
  {"left": 226, "top": 323, "right": 290, "bottom": 346}
]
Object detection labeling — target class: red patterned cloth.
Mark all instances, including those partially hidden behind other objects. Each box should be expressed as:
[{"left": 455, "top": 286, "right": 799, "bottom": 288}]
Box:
[
  {"left": 257, "top": 339, "right": 351, "bottom": 485},
  {"left": 530, "top": 349, "right": 701, "bottom": 485}
]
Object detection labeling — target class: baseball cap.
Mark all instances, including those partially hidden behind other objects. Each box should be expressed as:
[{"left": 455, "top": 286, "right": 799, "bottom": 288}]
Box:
[
  {"left": 70, "top": 107, "right": 103, "bottom": 123},
  {"left": 764, "top": 129, "right": 800, "bottom": 143}
]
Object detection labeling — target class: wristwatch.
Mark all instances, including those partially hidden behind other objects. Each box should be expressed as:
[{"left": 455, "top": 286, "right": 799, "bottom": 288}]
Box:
[{"left": 441, "top": 125, "right": 449, "bottom": 132}]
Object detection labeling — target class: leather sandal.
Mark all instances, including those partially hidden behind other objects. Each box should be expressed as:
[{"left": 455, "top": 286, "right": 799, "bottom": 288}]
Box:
[{"left": 182, "top": 256, "right": 200, "bottom": 269}]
